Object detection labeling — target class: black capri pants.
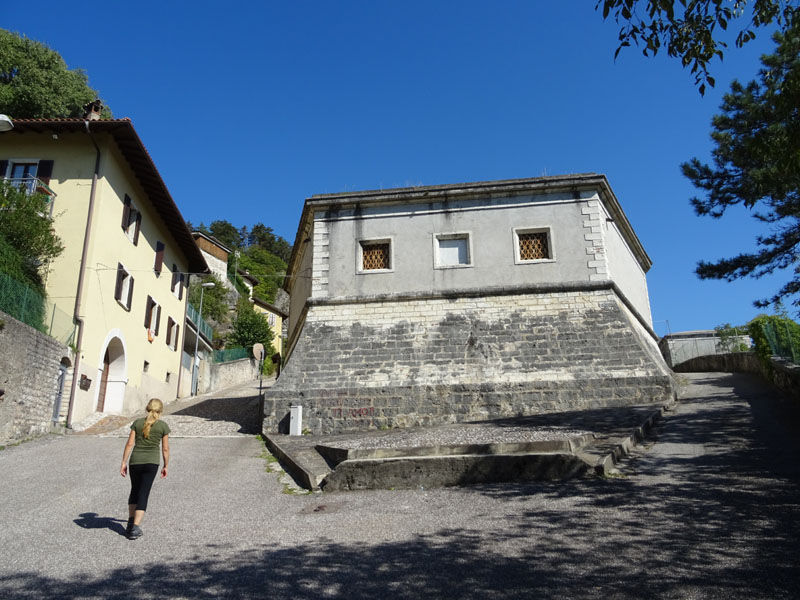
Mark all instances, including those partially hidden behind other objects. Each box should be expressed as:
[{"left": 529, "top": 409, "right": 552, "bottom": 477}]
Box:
[{"left": 128, "top": 463, "right": 159, "bottom": 511}]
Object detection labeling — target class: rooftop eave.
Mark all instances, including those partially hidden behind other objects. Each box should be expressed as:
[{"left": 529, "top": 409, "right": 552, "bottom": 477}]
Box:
[
  {"left": 7, "top": 118, "right": 209, "bottom": 275},
  {"left": 288, "top": 173, "right": 653, "bottom": 274}
]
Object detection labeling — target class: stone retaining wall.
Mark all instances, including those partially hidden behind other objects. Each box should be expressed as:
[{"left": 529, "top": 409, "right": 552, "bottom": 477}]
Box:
[
  {"left": 0, "top": 310, "right": 71, "bottom": 445},
  {"left": 674, "top": 352, "right": 800, "bottom": 403},
  {"left": 208, "top": 357, "right": 259, "bottom": 392},
  {"left": 265, "top": 287, "right": 674, "bottom": 434}
]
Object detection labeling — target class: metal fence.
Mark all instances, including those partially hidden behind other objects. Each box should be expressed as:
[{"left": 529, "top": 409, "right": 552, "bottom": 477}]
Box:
[
  {"left": 758, "top": 320, "right": 800, "bottom": 364},
  {"left": 211, "top": 347, "right": 250, "bottom": 363},
  {"left": 0, "top": 271, "right": 75, "bottom": 345},
  {"left": 186, "top": 302, "right": 214, "bottom": 340}
]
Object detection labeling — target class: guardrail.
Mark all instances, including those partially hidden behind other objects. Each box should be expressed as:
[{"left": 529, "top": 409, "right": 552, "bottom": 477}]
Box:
[{"left": 186, "top": 302, "right": 213, "bottom": 340}]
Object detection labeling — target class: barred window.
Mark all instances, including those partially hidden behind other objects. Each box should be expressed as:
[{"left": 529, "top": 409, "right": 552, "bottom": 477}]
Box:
[
  {"left": 515, "top": 228, "right": 553, "bottom": 263},
  {"left": 360, "top": 241, "right": 391, "bottom": 271}
]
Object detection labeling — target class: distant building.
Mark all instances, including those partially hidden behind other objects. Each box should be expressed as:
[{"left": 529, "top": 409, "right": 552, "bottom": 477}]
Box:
[
  {"left": 252, "top": 297, "right": 287, "bottom": 357},
  {"left": 191, "top": 231, "right": 235, "bottom": 292},
  {"left": 659, "top": 330, "right": 752, "bottom": 368},
  {"left": 269, "top": 174, "right": 674, "bottom": 434}
]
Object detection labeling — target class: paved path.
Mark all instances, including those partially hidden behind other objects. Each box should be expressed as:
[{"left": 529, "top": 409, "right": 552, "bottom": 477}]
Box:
[
  {"left": 0, "top": 372, "right": 798, "bottom": 599},
  {"left": 77, "top": 378, "right": 272, "bottom": 438}
]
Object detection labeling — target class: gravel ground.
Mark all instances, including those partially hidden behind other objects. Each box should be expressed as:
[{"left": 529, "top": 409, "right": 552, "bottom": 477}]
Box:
[
  {"left": 332, "top": 424, "right": 593, "bottom": 449},
  {"left": 0, "top": 372, "right": 798, "bottom": 599}
]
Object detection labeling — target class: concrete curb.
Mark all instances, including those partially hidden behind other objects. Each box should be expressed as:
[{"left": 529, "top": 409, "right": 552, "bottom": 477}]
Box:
[
  {"left": 265, "top": 400, "right": 676, "bottom": 491},
  {"left": 264, "top": 434, "right": 328, "bottom": 490},
  {"left": 579, "top": 399, "right": 675, "bottom": 476}
]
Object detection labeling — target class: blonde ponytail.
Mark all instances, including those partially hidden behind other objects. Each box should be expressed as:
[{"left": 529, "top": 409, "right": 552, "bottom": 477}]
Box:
[{"left": 142, "top": 398, "right": 163, "bottom": 439}]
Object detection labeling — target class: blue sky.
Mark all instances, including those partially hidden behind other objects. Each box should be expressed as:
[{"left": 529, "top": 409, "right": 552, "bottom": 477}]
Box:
[{"left": 2, "top": 2, "right": 790, "bottom": 334}]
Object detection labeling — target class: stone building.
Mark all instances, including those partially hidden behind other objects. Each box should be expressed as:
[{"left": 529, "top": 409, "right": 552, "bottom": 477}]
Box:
[{"left": 267, "top": 174, "right": 674, "bottom": 434}]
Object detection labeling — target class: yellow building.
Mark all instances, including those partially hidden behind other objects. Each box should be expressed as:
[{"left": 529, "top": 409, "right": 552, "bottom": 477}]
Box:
[
  {"left": 0, "top": 116, "right": 207, "bottom": 426},
  {"left": 252, "top": 296, "right": 286, "bottom": 358}
]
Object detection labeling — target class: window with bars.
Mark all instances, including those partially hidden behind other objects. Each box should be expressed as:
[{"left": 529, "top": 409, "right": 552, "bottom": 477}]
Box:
[
  {"left": 515, "top": 229, "right": 553, "bottom": 263},
  {"left": 360, "top": 240, "right": 391, "bottom": 271}
]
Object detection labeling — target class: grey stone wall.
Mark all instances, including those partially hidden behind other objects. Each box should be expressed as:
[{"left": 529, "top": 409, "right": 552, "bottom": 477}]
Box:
[
  {"left": 208, "top": 357, "right": 259, "bottom": 392},
  {"left": 265, "top": 285, "right": 674, "bottom": 434},
  {"left": 0, "top": 310, "right": 71, "bottom": 445},
  {"left": 674, "top": 352, "right": 800, "bottom": 403}
]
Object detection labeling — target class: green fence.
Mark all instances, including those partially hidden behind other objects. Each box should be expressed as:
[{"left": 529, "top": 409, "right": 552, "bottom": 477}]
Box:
[
  {"left": 0, "top": 271, "right": 75, "bottom": 345},
  {"left": 758, "top": 320, "right": 800, "bottom": 364},
  {"left": 211, "top": 347, "right": 250, "bottom": 363}
]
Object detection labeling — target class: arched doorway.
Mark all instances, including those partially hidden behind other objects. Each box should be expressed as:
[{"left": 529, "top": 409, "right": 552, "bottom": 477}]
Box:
[{"left": 96, "top": 337, "right": 126, "bottom": 414}]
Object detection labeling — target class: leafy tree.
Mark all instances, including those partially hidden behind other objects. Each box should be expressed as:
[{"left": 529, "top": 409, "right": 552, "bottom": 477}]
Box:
[
  {"left": 0, "top": 181, "right": 63, "bottom": 291},
  {"left": 596, "top": 0, "right": 799, "bottom": 93},
  {"left": 187, "top": 274, "right": 230, "bottom": 324},
  {"left": 248, "top": 223, "right": 292, "bottom": 263},
  {"left": 714, "top": 322, "right": 750, "bottom": 352},
  {"left": 229, "top": 298, "right": 275, "bottom": 359},
  {"left": 0, "top": 29, "right": 111, "bottom": 118},
  {"left": 748, "top": 313, "right": 800, "bottom": 363},
  {"left": 681, "top": 23, "right": 800, "bottom": 309},
  {"left": 238, "top": 246, "right": 287, "bottom": 303},
  {"left": 208, "top": 220, "right": 243, "bottom": 251}
]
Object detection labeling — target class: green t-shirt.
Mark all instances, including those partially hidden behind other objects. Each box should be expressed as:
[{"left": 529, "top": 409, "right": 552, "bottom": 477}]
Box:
[{"left": 129, "top": 418, "right": 171, "bottom": 465}]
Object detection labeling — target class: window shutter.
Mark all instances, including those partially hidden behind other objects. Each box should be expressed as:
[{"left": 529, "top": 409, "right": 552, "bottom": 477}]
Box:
[
  {"left": 37, "top": 160, "right": 54, "bottom": 184},
  {"left": 154, "top": 241, "right": 165, "bottom": 274},
  {"left": 166, "top": 317, "right": 174, "bottom": 346},
  {"left": 154, "top": 305, "right": 161, "bottom": 335},
  {"left": 145, "top": 296, "right": 154, "bottom": 328},
  {"left": 175, "top": 324, "right": 180, "bottom": 350},
  {"left": 133, "top": 212, "right": 142, "bottom": 246},
  {"left": 114, "top": 264, "right": 124, "bottom": 301},
  {"left": 171, "top": 265, "right": 178, "bottom": 291},
  {"left": 0, "top": 160, "right": 8, "bottom": 177},
  {"left": 179, "top": 273, "right": 184, "bottom": 300},
  {"left": 122, "top": 195, "right": 131, "bottom": 230},
  {"left": 127, "top": 277, "right": 135, "bottom": 309}
]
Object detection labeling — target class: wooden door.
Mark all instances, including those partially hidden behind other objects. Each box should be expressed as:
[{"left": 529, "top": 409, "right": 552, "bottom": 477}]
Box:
[{"left": 97, "top": 350, "right": 110, "bottom": 412}]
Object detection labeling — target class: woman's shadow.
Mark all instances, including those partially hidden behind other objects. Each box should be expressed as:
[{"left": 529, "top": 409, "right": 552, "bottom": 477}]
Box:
[{"left": 74, "top": 512, "right": 128, "bottom": 537}]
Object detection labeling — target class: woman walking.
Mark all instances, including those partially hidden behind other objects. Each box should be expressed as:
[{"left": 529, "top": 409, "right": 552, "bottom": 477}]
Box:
[{"left": 120, "top": 398, "right": 170, "bottom": 540}]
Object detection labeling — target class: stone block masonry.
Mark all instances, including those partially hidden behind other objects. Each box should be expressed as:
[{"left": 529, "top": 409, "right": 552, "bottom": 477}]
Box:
[
  {"left": 0, "top": 310, "right": 71, "bottom": 445},
  {"left": 265, "top": 284, "right": 675, "bottom": 434}
]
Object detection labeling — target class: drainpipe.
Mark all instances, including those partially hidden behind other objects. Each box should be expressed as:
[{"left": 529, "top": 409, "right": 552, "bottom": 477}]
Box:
[
  {"left": 174, "top": 280, "right": 189, "bottom": 399},
  {"left": 65, "top": 121, "right": 101, "bottom": 428}
]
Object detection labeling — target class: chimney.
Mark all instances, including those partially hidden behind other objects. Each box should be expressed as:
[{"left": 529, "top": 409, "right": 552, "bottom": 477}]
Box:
[{"left": 83, "top": 99, "right": 103, "bottom": 121}]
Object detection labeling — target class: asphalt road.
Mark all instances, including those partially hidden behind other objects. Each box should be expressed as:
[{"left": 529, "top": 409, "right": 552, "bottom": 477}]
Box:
[{"left": 0, "top": 372, "right": 798, "bottom": 599}]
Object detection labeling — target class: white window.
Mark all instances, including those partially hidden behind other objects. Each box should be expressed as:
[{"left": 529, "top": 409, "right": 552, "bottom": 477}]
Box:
[
  {"left": 166, "top": 317, "right": 179, "bottom": 351},
  {"left": 268, "top": 313, "right": 276, "bottom": 327},
  {"left": 434, "top": 233, "right": 472, "bottom": 268},
  {"left": 144, "top": 295, "right": 161, "bottom": 339},
  {"left": 114, "top": 263, "right": 134, "bottom": 310},
  {"left": 514, "top": 227, "right": 554, "bottom": 264},
  {"left": 358, "top": 238, "right": 393, "bottom": 273},
  {"left": 121, "top": 194, "right": 142, "bottom": 245}
]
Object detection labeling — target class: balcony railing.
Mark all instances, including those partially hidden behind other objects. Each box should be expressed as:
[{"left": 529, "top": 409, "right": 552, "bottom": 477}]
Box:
[
  {"left": 186, "top": 302, "right": 214, "bottom": 340},
  {"left": 2, "top": 176, "right": 56, "bottom": 199}
]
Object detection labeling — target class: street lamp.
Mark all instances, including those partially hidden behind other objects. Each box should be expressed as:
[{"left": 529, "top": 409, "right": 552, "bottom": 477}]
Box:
[{"left": 192, "top": 281, "right": 215, "bottom": 396}]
